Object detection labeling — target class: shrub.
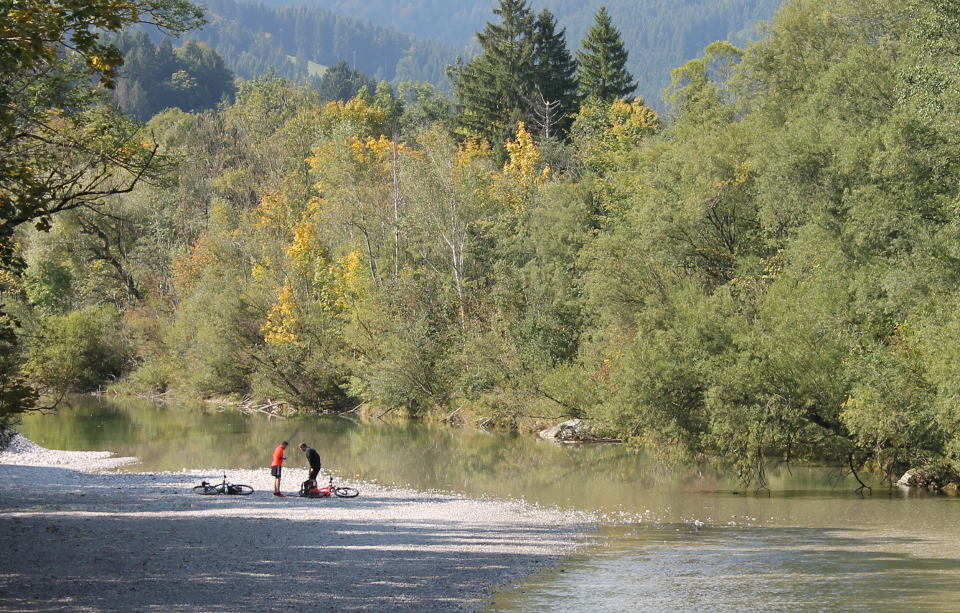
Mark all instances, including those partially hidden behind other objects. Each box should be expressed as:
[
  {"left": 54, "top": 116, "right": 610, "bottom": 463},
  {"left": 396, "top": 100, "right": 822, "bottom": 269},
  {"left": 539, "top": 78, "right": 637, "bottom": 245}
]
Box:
[{"left": 24, "top": 306, "right": 131, "bottom": 392}]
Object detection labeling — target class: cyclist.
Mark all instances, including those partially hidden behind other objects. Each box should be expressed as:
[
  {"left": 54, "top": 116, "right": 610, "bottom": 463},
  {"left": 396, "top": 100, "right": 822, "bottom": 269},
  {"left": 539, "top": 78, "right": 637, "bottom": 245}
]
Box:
[
  {"left": 271, "top": 441, "right": 288, "bottom": 497},
  {"left": 299, "top": 442, "right": 322, "bottom": 486}
]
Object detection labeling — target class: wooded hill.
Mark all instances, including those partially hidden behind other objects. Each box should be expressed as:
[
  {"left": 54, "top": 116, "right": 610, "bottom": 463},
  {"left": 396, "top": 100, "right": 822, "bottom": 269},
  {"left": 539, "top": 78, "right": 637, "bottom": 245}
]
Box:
[
  {"left": 245, "top": 0, "right": 783, "bottom": 104},
  {"left": 181, "top": 0, "right": 455, "bottom": 88}
]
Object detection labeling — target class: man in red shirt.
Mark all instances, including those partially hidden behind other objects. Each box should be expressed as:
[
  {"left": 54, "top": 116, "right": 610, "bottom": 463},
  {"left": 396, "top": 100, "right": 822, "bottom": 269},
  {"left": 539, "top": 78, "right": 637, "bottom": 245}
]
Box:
[{"left": 271, "top": 441, "right": 288, "bottom": 497}]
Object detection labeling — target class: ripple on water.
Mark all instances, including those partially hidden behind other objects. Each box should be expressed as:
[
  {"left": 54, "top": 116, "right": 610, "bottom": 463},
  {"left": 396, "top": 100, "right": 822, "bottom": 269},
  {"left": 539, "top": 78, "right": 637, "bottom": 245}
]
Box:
[{"left": 486, "top": 521, "right": 960, "bottom": 613}]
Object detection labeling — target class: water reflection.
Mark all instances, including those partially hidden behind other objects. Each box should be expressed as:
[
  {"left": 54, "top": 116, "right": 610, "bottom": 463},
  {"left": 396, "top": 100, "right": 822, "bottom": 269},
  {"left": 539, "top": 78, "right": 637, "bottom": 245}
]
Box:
[{"left": 17, "top": 397, "right": 876, "bottom": 515}]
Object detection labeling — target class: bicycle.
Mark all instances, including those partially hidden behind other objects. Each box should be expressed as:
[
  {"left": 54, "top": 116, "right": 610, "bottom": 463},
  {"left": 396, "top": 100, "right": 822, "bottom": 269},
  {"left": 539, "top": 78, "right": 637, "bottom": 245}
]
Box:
[
  {"left": 299, "top": 476, "right": 359, "bottom": 498},
  {"left": 192, "top": 474, "right": 254, "bottom": 495}
]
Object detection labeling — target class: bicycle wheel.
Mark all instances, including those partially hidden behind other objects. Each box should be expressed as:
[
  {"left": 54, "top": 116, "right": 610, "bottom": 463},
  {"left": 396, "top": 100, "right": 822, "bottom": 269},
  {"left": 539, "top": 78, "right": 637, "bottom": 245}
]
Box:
[
  {"left": 192, "top": 484, "right": 220, "bottom": 495},
  {"left": 230, "top": 484, "right": 254, "bottom": 495},
  {"left": 334, "top": 486, "right": 359, "bottom": 498}
]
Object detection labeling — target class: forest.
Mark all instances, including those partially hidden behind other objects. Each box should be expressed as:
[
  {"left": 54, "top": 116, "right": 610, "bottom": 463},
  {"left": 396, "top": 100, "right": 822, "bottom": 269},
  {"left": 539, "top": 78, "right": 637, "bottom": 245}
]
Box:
[
  {"left": 4, "top": 0, "right": 960, "bottom": 486},
  {"left": 250, "top": 0, "right": 783, "bottom": 104},
  {"left": 187, "top": 0, "right": 454, "bottom": 86}
]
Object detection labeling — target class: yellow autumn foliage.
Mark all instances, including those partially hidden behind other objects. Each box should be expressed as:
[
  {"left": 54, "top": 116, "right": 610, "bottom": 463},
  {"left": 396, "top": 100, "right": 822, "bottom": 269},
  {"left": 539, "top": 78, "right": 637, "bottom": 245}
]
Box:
[
  {"left": 503, "top": 122, "right": 549, "bottom": 183},
  {"left": 262, "top": 283, "right": 300, "bottom": 345},
  {"left": 348, "top": 135, "right": 418, "bottom": 168},
  {"left": 321, "top": 249, "right": 365, "bottom": 313},
  {"left": 497, "top": 122, "right": 549, "bottom": 210},
  {"left": 317, "top": 98, "right": 388, "bottom": 136},
  {"left": 171, "top": 232, "right": 215, "bottom": 292},
  {"left": 287, "top": 220, "right": 318, "bottom": 264},
  {"left": 256, "top": 191, "right": 286, "bottom": 229},
  {"left": 455, "top": 136, "right": 492, "bottom": 170},
  {"left": 606, "top": 97, "right": 661, "bottom": 144}
]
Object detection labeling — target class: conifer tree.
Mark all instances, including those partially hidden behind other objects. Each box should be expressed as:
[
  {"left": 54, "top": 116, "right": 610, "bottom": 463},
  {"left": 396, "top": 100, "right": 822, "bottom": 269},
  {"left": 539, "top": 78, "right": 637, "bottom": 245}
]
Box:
[
  {"left": 448, "top": 0, "right": 537, "bottom": 148},
  {"left": 318, "top": 60, "right": 375, "bottom": 102},
  {"left": 576, "top": 6, "right": 637, "bottom": 102},
  {"left": 532, "top": 9, "right": 578, "bottom": 139}
]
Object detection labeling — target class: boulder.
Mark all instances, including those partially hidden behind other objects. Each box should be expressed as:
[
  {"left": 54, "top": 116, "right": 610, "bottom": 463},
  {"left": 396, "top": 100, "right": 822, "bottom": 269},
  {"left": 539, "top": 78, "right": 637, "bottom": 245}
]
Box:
[
  {"left": 896, "top": 469, "right": 919, "bottom": 488},
  {"left": 539, "top": 419, "right": 585, "bottom": 443},
  {"left": 896, "top": 463, "right": 960, "bottom": 491}
]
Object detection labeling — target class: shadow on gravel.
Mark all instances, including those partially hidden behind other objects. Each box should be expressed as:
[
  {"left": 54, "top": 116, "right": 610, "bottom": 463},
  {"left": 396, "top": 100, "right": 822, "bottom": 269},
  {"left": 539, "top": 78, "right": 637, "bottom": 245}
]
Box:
[{"left": 0, "top": 465, "right": 581, "bottom": 612}]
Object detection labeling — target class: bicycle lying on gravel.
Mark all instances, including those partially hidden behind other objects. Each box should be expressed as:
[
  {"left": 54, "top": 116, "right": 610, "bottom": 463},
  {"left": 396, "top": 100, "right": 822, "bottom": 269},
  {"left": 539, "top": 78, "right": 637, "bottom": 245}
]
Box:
[
  {"left": 298, "top": 476, "right": 359, "bottom": 498},
  {"left": 192, "top": 474, "right": 254, "bottom": 495}
]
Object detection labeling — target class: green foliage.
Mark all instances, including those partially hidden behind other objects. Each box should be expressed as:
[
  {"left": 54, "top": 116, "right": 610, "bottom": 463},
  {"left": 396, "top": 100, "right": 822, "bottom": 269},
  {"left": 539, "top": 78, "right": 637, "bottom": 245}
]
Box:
[
  {"left": 318, "top": 61, "right": 375, "bottom": 102},
  {"left": 450, "top": 1, "right": 585, "bottom": 145},
  {"left": 24, "top": 306, "right": 131, "bottom": 393},
  {"left": 23, "top": 261, "right": 73, "bottom": 315},
  {"left": 449, "top": 0, "right": 539, "bottom": 147},
  {"left": 112, "top": 33, "right": 236, "bottom": 120},
  {"left": 532, "top": 9, "right": 579, "bottom": 138},
  {"left": 0, "top": 0, "right": 203, "bottom": 437},
  {"left": 576, "top": 6, "right": 637, "bottom": 102},
  {"left": 252, "top": 0, "right": 781, "bottom": 106},
  {"left": 0, "top": 312, "right": 38, "bottom": 438},
  {"left": 17, "top": 0, "right": 960, "bottom": 485},
  {"left": 397, "top": 82, "right": 452, "bottom": 136}
]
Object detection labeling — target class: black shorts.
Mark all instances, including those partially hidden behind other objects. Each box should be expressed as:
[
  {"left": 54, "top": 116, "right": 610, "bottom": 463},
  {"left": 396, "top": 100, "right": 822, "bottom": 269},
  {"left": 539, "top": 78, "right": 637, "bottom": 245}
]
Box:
[
  {"left": 270, "top": 465, "right": 282, "bottom": 478},
  {"left": 308, "top": 467, "right": 320, "bottom": 480}
]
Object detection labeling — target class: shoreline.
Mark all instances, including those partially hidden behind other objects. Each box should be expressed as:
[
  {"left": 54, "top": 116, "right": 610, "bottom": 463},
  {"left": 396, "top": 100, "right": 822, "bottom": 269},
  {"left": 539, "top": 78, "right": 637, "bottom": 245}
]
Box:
[{"left": 0, "top": 434, "right": 595, "bottom": 612}]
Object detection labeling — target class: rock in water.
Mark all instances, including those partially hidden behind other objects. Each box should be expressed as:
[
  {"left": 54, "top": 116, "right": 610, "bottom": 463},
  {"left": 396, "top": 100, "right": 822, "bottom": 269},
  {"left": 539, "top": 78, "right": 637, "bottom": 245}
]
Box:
[{"left": 539, "top": 419, "right": 584, "bottom": 443}]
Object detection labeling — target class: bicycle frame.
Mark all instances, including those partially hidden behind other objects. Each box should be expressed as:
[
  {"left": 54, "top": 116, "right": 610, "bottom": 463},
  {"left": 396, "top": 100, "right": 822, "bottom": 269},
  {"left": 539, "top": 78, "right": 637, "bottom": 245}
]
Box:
[
  {"left": 194, "top": 474, "right": 253, "bottom": 495},
  {"left": 303, "top": 477, "right": 334, "bottom": 497}
]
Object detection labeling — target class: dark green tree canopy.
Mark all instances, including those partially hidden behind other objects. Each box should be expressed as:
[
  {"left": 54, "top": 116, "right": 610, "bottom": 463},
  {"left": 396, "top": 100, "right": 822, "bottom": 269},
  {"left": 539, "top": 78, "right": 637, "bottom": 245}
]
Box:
[
  {"left": 448, "top": 0, "right": 537, "bottom": 147},
  {"left": 113, "top": 32, "right": 236, "bottom": 120},
  {"left": 317, "top": 60, "right": 375, "bottom": 102},
  {"left": 576, "top": 6, "right": 637, "bottom": 102},
  {"left": 449, "top": 0, "right": 583, "bottom": 146},
  {"left": 531, "top": 9, "right": 579, "bottom": 138}
]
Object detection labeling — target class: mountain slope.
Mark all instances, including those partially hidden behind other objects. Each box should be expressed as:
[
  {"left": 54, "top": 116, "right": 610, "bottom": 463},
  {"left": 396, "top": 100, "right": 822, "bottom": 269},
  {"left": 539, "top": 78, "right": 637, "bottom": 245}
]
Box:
[
  {"left": 248, "top": 0, "right": 783, "bottom": 102},
  {"left": 189, "top": 0, "right": 455, "bottom": 87}
]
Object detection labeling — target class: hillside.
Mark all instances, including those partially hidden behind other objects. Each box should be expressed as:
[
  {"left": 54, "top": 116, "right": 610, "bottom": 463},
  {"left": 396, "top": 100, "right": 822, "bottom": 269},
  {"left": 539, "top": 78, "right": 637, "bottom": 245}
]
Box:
[
  {"left": 247, "top": 0, "right": 783, "bottom": 103},
  {"left": 185, "top": 0, "right": 455, "bottom": 88}
]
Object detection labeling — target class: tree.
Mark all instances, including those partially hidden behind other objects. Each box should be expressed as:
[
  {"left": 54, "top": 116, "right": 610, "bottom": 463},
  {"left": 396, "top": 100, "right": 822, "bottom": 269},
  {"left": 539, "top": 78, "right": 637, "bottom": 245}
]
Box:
[
  {"left": 0, "top": 0, "right": 203, "bottom": 440},
  {"left": 317, "top": 60, "right": 375, "bottom": 102},
  {"left": 448, "top": 0, "right": 537, "bottom": 148},
  {"left": 0, "top": 0, "right": 203, "bottom": 246},
  {"left": 576, "top": 6, "right": 637, "bottom": 102},
  {"left": 531, "top": 9, "right": 579, "bottom": 139}
]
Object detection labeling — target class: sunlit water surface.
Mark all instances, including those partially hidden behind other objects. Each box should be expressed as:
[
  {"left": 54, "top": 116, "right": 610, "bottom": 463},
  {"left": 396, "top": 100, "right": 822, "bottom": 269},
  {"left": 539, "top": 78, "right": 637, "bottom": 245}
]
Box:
[{"left": 17, "top": 397, "right": 960, "bottom": 611}]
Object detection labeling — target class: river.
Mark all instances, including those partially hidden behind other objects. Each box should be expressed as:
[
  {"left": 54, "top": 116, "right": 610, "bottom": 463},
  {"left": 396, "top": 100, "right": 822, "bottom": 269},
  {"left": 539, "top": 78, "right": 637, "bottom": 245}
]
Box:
[{"left": 16, "top": 396, "right": 960, "bottom": 612}]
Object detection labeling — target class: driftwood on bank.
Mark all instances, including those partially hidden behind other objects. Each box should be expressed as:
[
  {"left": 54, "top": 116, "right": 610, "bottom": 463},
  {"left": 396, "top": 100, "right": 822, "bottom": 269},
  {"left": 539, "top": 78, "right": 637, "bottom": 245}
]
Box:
[{"left": 210, "top": 397, "right": 295, "bottom": 418}]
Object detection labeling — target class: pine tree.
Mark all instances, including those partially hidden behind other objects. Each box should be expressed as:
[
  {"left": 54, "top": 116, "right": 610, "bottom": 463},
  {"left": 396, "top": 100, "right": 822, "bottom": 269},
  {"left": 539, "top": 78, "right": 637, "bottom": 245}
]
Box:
[
  {"left": 318, "top": 60, "right": 375, "bottom": 102},
  {"left": 531, "top": 9, "right": 578, "bottom": 139},
  {"left": 577, "top": 6, "right": 637, "bottom": 102},
  {"left": 448, "top": 0, "right": 537, "bottom": 148}
]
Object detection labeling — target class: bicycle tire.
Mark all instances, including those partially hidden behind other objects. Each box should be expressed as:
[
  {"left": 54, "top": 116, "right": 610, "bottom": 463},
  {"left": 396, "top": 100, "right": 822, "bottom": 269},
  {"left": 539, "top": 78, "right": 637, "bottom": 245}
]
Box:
[
  {"left": 193, "top": 484, "right": 220, "bottom": 495},
  {"left": 229, "top": 484, "right": 254, "bottom": 495},
  {"left": 334, "top": 486, "right": 359, "bottom": 498}
]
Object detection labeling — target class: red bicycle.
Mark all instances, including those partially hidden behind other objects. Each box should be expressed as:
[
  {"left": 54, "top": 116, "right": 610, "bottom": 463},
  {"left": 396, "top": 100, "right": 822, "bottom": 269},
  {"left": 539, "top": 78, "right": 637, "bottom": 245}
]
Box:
[{"left": 298, "top": 476, "right": 359, "bottom": 498}]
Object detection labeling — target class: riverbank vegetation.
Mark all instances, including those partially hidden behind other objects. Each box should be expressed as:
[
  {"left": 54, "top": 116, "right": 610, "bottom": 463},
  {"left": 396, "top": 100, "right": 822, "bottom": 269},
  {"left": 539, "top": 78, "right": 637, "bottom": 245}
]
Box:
[{"left": 4, "top": 0, "right": 960, "bottom": 484}]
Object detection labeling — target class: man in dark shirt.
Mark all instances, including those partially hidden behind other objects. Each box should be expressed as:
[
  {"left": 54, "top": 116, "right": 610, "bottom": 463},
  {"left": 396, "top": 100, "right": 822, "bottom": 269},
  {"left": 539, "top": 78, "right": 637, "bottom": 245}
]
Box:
[{"left": 299, "top": 442, "right": 322, "bottom": 485}]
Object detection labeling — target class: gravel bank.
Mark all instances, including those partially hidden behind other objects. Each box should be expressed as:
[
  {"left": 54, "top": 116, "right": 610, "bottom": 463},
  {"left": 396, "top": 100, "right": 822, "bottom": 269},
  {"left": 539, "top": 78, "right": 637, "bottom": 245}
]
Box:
[{"left": 0, "top": 434, "right": 595, "bottom": 612}]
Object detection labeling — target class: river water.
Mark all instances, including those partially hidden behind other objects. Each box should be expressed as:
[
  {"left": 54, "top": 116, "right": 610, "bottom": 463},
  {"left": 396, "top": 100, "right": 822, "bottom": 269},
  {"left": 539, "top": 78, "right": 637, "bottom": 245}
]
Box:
[{"left": 16, "top": 397, "right": 960, "bottom": 612}]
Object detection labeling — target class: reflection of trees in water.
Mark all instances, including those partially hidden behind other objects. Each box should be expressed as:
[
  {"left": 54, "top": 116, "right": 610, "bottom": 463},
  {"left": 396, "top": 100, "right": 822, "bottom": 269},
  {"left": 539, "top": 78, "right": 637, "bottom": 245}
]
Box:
[
  {"left": 21, "top": 398, "right": 861, "bottom": 510},
  {"left": 329, "top": 420, "right": 727, "bottom": 509},
  {"left": 20, "top": 397, "right": 133, "bottom": 451}
]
